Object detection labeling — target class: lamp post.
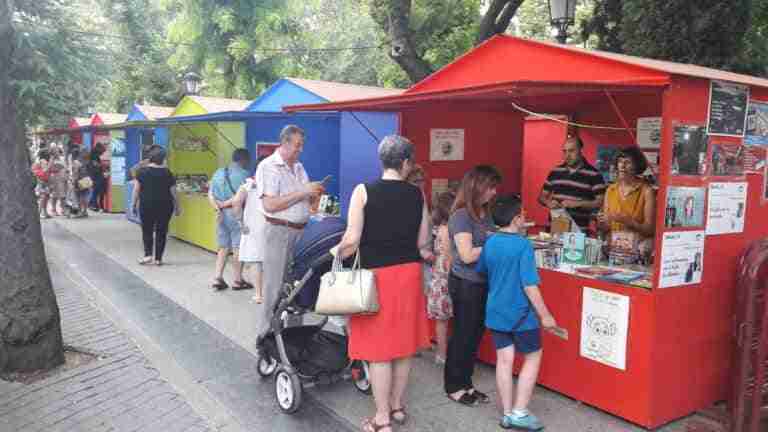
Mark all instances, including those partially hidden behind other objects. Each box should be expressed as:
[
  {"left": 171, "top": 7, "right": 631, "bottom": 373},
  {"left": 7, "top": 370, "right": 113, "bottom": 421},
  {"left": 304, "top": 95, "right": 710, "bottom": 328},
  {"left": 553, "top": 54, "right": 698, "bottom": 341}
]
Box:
[
  {"left": 182, "top": 72, "right": 203, "bottom": 96},
  {"left": 548, "top": 0, "right": 577, "bottom": 44}
]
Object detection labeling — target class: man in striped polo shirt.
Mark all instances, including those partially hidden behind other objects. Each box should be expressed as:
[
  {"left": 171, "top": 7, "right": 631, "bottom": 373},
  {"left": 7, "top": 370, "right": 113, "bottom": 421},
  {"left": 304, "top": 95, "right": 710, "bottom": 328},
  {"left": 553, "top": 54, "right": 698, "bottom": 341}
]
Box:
[{"left": 538, "top": 135, "right": 606, "bottom": 229}]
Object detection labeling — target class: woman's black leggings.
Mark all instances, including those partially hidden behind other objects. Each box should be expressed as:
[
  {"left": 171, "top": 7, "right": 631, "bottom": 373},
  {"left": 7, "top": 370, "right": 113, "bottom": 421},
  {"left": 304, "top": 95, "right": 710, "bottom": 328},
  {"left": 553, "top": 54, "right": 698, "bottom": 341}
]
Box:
[
  {"left": 139, "top": 205, "right": 173, "bottom": 261},
  {"left": 444, "top": 273, "right": 489, "bottom": 395}
]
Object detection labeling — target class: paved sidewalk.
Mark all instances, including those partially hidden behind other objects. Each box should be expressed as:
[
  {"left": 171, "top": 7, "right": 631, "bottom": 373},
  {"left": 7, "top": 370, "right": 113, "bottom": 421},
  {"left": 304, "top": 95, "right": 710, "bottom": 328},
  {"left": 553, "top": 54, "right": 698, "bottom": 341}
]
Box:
[
  {"left": 0, "top": 258, "right": 212, "bottom": 432},
  {"left": 44, "top": 214, "right": 695, "bottom": 432}
]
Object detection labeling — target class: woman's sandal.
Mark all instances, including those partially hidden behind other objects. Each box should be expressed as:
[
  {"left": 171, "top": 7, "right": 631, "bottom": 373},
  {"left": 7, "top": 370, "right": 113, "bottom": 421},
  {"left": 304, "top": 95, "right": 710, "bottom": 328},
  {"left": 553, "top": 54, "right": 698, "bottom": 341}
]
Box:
[
  {"left": 390, "top": 407, "right": 407, "bottom": 425},
  {"left": 211, "top": 278, "right": 229, "bottom": 291},
  {"left": 138, "top": 256, "right": 154, "bottom": 265},
  {"left": 232, "top": 280, "right": 253, "bottom": 291},
  {"left": 447, "top": 391, "right": 478, "bottom": 406},
  {"left": 362, "top": 418, "right": 392, "bottom": 432},
  {"left": 468, "top": 388, "right": 490, "bottom": 404}
]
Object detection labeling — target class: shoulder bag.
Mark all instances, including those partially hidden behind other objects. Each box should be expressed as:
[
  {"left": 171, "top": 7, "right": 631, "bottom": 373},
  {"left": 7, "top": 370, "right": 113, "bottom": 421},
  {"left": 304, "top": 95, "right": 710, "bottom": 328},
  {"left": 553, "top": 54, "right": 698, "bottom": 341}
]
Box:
[{"left": 315, "top": 251, "right": 379, "bottom": 316}]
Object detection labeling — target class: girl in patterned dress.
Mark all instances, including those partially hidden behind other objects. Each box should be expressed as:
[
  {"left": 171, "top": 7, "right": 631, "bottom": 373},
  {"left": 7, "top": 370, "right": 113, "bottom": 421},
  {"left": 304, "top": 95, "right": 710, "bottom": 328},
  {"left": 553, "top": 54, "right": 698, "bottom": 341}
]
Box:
[{"left": 428, "top": 191, "right": 455, "bottom": 364}]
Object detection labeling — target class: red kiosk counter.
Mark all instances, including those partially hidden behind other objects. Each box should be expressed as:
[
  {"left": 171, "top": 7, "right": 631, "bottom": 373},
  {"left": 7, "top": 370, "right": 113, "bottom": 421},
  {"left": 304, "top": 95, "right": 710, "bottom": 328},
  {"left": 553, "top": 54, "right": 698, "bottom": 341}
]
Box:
[{"left": 288, "top": 36, "right": 768, "bottom": 429}]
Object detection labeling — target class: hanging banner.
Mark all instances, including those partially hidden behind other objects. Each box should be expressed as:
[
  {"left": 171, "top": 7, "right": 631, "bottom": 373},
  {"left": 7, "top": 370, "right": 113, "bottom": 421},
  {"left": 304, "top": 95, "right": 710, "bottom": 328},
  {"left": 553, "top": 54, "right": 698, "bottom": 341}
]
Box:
[
  {"left": 580, "top": 287, "right": 630, "bottom": 371},
  {"left": 745, "top": 100, "right": 768, "bottom": 146},
  {"left": 430, "top": 129, "right": 465, "bottom": 161},
  {"left": 659, "top": 231, "right": 705, "bottom": 288},
  {"left": 706, "top": 182, "right": 748, "bottom": 235},
  {"left": 637, "top": 117, "right": 662, "bottom": 149},
  {"left": 707, "top": 80, "right": 749, "bottom": 137}
]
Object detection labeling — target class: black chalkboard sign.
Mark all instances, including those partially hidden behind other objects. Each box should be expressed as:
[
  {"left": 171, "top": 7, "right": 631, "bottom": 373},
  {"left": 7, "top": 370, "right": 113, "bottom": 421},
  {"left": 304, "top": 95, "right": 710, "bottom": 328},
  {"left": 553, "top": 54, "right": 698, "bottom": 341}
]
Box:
[{"left": 707, "top": 80, "right": 749, "bottom": 137}]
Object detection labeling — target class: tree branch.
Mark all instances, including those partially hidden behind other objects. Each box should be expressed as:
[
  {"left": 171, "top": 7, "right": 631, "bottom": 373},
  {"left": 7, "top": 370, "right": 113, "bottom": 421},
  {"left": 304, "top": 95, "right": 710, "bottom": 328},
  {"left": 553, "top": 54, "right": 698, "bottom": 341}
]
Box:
[
  {"left": 370, "top": 0, "right": 433, "bottom": 83},
  {"left": 477, "top": 0, "right": 525, "bottom": 44}
]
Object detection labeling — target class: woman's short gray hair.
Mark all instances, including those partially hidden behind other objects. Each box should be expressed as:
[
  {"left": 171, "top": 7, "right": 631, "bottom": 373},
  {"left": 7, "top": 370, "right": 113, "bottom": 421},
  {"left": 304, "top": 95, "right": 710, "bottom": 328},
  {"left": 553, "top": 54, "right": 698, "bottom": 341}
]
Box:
[{"left": 378, "top": 135, "right": 414, "bottom": 171}]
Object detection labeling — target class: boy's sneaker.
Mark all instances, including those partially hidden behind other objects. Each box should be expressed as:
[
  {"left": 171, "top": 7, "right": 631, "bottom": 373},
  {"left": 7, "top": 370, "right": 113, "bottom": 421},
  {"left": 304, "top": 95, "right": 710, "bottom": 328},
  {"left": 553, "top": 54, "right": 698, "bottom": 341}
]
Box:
[{"left": 500, "top": 412, "right": 544, "bottom": 430}]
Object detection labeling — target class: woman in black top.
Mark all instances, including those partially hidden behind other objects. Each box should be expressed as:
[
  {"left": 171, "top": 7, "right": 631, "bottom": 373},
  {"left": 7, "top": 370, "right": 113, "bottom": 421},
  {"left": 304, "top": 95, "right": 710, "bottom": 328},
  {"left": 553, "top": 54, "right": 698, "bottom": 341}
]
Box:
[
  {"left": 131, "top": 148, "right": 180, "bottom": 265},
  {"left": 334, "top": 135, "right": 433, "bottom": 432},
  {"left": 88, "top": 145, "right": 108, "bottom": 212}
]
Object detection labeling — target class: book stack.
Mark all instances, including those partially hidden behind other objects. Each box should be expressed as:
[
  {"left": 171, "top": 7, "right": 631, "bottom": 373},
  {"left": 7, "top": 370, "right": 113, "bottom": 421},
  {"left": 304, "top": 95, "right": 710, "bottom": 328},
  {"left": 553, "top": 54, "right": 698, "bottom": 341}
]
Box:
[{"left": 534, "top": 246, "right": 562, "bottom": 269}]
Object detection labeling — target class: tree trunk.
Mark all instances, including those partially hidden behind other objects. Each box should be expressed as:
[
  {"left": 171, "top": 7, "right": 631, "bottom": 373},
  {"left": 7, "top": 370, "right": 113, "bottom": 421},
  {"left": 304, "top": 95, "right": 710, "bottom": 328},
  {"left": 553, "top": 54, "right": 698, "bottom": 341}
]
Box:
[
  {"left": 370, "top": 0, "right": 434, "bottom": 83},
  {"left": 476, "top": 0, "right": 525, "bottom": 44},
  {"left": 0, "top": 0, "right": 64, "bottom": 373}
]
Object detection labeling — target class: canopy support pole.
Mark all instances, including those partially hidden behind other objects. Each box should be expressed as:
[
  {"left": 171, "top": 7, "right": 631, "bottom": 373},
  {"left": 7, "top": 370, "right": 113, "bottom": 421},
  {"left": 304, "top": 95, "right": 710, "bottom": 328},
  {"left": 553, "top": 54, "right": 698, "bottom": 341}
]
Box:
[{"left": 604, "top": 91, "right": 637, "bottom": 145}]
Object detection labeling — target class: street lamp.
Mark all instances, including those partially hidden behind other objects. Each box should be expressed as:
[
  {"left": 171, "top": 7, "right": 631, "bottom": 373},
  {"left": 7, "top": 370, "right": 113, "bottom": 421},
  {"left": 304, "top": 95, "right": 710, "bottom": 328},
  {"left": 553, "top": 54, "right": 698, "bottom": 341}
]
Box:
[
  {"left": 182, "top": 72, "right": 203, "bottom": 96},
  {"left": 548, "top": 0, "right": 577, "bottom": 44}
]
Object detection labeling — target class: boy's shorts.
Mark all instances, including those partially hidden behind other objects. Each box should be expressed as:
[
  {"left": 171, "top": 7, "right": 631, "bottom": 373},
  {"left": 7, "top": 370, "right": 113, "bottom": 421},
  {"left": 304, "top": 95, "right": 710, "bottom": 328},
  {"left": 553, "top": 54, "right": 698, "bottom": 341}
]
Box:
[
  {"left": 491, "top": 328, "right": 542, "bottom": 353},
  {"left": 217, "top": 209, "right": 242, "bottom": 249}
]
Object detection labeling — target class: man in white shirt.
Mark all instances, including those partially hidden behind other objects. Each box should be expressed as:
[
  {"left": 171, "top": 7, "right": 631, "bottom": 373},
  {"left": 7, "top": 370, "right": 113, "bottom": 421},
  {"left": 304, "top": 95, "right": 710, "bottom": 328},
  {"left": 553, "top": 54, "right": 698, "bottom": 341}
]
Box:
[{"left": 255, "top": 125, "right": 324, "bottom": 334}]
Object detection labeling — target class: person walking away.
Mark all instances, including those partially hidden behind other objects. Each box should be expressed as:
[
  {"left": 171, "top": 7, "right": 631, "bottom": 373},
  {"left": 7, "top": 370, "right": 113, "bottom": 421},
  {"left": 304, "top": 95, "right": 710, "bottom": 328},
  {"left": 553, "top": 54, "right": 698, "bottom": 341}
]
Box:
[
  {"left": 255, "top": 125, "right": 324, "bottom": 335},
  {"left": 333, "top": 135, "right": 433, "bottom": 432},
  {"left": 132, "top": 148, "right": 180, "bottom": 265},
  {"left": 232, "top": 155, "right": 269, "bottom": 303},
  {"left": 32, "top": 149, "right": 52, "bottom": 219},
  {"left": 475, "top": 195, "right": 556, "bottom": 431},
  {"left": 444, "top": 165, "right": 502, "bottom": 406},
  {"left": 48, "top": 147, "right": 68, "bottom": 216},
  {"left": 208, "top": 148, "right": 252, "bottom": 291},
  {"left": 427, "top": 191, "right": 455, "bottom": 364},
  {"left": 88, "top": 145, "right": 108, "bottom": 212}
]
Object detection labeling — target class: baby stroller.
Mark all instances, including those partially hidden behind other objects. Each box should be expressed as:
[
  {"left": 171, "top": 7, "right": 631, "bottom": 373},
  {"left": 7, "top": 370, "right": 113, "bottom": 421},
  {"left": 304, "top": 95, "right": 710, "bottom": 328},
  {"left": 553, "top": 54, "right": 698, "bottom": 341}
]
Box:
[{"left": 256, "top": 216, "right": 371, "bottom": 414}]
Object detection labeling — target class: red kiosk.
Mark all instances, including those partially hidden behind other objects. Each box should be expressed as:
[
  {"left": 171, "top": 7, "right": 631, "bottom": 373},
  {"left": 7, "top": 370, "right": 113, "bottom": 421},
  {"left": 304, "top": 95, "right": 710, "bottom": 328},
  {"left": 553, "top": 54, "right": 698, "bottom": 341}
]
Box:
[{"left": 289, "top": 35, "right": 768, "bottom": 429}]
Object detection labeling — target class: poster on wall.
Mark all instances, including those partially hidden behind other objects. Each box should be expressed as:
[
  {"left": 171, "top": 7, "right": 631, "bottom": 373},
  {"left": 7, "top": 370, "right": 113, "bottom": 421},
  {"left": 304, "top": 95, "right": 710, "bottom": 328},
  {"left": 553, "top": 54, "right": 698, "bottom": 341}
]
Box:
[
  {"left": 110, "top": 137, "right": 126, "bottom": 186},
  {"left": 430, "top": 129, "right": 465, "bottom": 161},
  {"left": 637, "top": 117, "right": 662, "bottom": 149},
  {"left": 745, "top": 100, "right": 768, "bottom": 146},
  {"left": 743, "top": 145, "right": 767, "bottom": 173},
  {"left": 659, "top": 231, "right": 705, "bottom": 288},
  {"left": 580, "top": 287, "right": 630, "bottom": 371},
  {"left": 596, "top": 146, "right": 620, "bottom": 183},
  {"left": 711, "top": 141, "right": 767, "bottom": 175},
  {"left": 672, "top": 125, "right": 708, "bottom": 176},
  {"left": 707, "top": 80, "right": 749, "bottom": 137},
  {"left": 706, "top": 182, "right": 748, "bottom": 235},
  {"left": 664, "top": 186, "right": 706, "bottom": 228}
]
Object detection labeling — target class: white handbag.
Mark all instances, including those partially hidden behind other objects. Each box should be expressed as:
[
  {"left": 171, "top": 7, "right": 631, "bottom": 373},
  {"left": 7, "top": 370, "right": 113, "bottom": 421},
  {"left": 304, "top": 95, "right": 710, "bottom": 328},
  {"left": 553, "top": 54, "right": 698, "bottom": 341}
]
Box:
[{"left": 315, "top": 251, "right": 379, "bottom": 316}]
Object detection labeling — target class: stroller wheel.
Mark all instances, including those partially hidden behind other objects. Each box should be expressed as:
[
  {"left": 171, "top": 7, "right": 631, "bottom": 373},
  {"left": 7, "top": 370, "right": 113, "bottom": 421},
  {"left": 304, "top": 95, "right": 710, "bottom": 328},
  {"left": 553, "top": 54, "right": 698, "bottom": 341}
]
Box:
[
  {"left": 257, "top": 354, "right": 278, "bottom": 378},
  {"left": 275, "top": 369, "right": 303, "bottom": 413},
  {"left": 352, "top": 360, "right": 372, "bottom": 395}
]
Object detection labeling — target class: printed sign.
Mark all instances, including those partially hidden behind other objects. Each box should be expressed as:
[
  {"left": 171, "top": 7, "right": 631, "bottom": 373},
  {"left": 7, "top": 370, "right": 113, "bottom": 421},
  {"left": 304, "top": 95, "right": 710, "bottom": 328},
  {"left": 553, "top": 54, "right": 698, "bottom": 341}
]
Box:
[
  {"left": 707, "top": 80, "right": 749, "bottom": 137},
  {"left": 580, "top": 287, "right": 630, "bottom": 370},
  {"left": 706, "top": 182, "right": 748, "bottom": 235},
  {"left": 672, "top": 125, "right": 708, "bottom": 176},
  {"left": 637, "top": 117, "right": 662, "bottom": 149},
  {"left": 430, "top": 129, "right": 465, "bottom": 161},
  {"left": 665, "top": 187, "right": 706, "bottom": 228},
  {"left": 745, "top": 100, "right": 768, "bottom": 146},
  {"left": 659, "top": 231, "right": 705, "bottom": 288}
]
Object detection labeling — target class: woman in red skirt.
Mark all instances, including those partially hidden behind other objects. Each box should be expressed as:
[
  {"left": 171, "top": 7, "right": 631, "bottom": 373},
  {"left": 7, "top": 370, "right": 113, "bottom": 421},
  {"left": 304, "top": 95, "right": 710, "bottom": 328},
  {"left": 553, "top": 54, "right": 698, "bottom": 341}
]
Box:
[{"left": 333, "top": 135, "right": 433, "bottom": 432}]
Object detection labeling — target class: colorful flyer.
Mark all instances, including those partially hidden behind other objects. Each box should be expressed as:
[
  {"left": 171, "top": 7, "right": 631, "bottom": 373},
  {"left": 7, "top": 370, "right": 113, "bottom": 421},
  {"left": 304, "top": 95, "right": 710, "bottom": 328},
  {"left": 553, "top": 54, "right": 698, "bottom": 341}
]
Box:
[
  {"left": 562, "top": 232, "right": 586, "bottom": 265},
  {"left": 659, "top": 231, "right": 705, "bottom": 288},
  {"left": 706, "top": 182, "right": 748, "bottom": 235},
  {"left": 580, "top": 287, "right": 630, "bottom": 370},
  {"left": 745, "top": 100, "right": 768, "bottom": 146},
  {"left": 665, "top": 186, "right": 706, "bottom": 228}
]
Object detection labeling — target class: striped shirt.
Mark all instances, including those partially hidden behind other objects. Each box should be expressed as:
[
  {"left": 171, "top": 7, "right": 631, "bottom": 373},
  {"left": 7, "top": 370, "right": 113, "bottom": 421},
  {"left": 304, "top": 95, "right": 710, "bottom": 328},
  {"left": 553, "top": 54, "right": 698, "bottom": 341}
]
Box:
[{"left": 543, "top": 160, "right": 606, "bottom": 228}]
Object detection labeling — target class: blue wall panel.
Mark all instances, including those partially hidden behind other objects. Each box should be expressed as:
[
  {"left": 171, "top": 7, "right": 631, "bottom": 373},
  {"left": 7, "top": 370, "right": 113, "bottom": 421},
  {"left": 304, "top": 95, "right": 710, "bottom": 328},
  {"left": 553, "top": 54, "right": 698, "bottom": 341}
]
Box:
[
  {"left": 247, "top": 80, "right": 327, "bottom": 112},
  {"left": 339, "top": 111, "right": 399, "bottom": 217},
  {"left": 245, "top": 113, "right": 341, "bottom": 196},
  {"left": 83, "top": 132, "right": 92, "bottom": 151}
]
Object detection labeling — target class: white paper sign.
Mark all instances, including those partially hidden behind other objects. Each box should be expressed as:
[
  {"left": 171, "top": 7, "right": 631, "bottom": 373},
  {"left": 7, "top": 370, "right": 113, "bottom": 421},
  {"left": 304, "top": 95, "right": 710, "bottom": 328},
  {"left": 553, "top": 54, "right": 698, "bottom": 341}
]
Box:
[
  {"left": 706, "top": 182, "right": 748, "bottom": 235},
  {"left": 111, "top": 157, "right": 125, "bottom": 186},
  {"left": 580, "top": 287, "right": 630, "bottom": 370},
  {"left": 430, "top": 129, "right": 465, "bottom": 161},
  {"left": 659, "top": 231, "right": 705, "bottom": 288},
  {"left": 637, "top": 117, "right": 662, "bottom": 149}
]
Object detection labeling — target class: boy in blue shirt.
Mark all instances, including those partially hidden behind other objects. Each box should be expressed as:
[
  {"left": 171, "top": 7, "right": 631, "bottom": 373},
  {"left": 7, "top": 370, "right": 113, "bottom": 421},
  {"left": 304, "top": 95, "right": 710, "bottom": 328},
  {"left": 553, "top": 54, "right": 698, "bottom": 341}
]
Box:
[{"left": 476, "top": 195, "right": 556, "bottom": 431}]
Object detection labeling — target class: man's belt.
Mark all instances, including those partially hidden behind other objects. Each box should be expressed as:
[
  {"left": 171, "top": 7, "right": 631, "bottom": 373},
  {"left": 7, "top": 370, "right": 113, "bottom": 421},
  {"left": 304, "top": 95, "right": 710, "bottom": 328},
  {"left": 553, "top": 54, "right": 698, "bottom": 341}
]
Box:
[{"left": 265, "top": 216, "right": 306, "bottom": 230}]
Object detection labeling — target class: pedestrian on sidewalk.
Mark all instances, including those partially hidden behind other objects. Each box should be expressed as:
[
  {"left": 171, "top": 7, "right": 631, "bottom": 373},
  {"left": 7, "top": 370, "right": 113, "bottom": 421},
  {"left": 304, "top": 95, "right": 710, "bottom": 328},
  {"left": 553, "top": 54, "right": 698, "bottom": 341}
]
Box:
[
  {"left": 48, "top": 146, "right": 69, "bottom": 216},
  {"left": 475, "top": 195, "right": 556, "bottom": 431},
  {"left": 444, "top": 165, "right": 502, "bottom": 407},
  {"left": 255, "top": 125, "right": 324, "bottom": 333},
  {"left": 132, "top": 148, "right": 180, "bottom": 265},
  {"left": 332, "top": 135, "right": 433, "bottom": 432},
  {"left": 32, "top": 149, "right": 53, "bottom": 219},
  {"left": 69, "top": 148, "right": 92, "bottom": 218},
  {"left": 232, "top": 155, "right": 269, "bottom": 303},
  {"left": 88, "top": 143, "right": 108, "bottom": 212},
  {"left": 208, "top": 148, "right": 252, "bottom": 291}
]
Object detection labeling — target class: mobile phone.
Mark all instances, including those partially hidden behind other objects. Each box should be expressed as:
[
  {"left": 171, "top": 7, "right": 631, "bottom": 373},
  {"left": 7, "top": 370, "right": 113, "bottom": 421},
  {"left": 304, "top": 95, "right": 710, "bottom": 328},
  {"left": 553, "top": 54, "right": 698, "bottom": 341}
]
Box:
[{"left": 320, "top": 175, "right": 332, "bottom": 185}]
